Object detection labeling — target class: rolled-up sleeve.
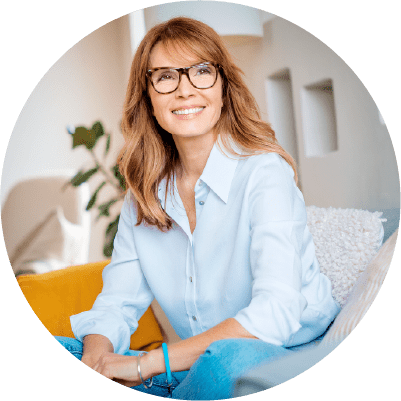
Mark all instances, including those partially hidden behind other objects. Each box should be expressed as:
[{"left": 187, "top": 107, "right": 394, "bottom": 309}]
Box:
[
  {"left": 70, "top": 192, "right": 154, "bottom": 355},
  {"left": 234, "top": 154, "right": 309, "bottom": 346}
]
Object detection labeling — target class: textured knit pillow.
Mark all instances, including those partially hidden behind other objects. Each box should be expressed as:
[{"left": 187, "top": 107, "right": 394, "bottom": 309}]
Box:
[{"left": 306, "top": 206, "right": 386, "bottom": 307}]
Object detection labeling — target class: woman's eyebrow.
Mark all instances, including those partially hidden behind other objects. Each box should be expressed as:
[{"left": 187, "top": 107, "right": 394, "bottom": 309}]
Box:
[{"left": 149, "top": 61, "right": 209, "bottom": 70}]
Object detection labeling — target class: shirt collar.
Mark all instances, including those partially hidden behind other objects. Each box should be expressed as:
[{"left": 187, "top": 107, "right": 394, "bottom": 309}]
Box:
[
  {"left": 158, "top": 137, "right": 240, "bottom": 206},
  {"left": 199, "top": 138, "right": 239, "bottom": 204}
]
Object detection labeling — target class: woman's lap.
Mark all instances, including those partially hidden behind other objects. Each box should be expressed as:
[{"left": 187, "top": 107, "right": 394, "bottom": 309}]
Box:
[
  {"left": 172, "top": 338, "right": 292, "bottom": 400},
  {"left": 55, "top": 336, "right": 292, "bottom": 400},
  {"left": 54, "top": 336, "right": 188, "bottom": 398}
]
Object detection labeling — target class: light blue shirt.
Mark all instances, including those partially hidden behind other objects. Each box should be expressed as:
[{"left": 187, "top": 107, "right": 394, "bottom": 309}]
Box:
[{"left": 71, "top": 143, "right": 340, "bottom": 355}]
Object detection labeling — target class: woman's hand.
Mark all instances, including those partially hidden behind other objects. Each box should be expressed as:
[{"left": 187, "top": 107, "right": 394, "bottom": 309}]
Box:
[{"left": 92, "top": 352, "right": 141, "bottom": 387}]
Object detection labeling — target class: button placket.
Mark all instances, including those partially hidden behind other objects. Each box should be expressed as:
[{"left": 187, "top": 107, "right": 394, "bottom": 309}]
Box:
[{"left": 194, "top": 181, "right": 209, "bottom": 221}]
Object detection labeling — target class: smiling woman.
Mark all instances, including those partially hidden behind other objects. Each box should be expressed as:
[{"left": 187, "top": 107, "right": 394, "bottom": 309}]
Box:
[
  {"left": 55, "top": 16, "right": 340, "bottom": 400},
  {"left": 119, "top": 16, "right": 298, "bottom": 232}
]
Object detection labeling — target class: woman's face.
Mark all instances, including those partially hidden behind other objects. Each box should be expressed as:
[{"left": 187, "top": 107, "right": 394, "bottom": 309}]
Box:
[{"left": 148, "top": 42, "right": 223, "bottom": 141}]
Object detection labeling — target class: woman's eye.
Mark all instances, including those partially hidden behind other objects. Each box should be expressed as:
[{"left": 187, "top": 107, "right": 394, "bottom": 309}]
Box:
[
  {"left": 159, "top": 74, "right": 172, "bottom": 81},
  {"left": 156, "top": 71, "right": 177, "bottom": 82},
  {"left": 196, "top": 67, "right": 212, "bottom": 75}
]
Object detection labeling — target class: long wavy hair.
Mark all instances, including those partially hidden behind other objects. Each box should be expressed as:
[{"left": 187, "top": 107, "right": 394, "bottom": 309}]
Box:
[{"left": 119, "top": 17, "right": 297, "bottom": 231}]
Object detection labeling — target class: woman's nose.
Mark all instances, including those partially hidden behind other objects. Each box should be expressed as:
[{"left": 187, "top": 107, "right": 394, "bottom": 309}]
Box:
[{"left": 176, "top": 74, "right": 196, "bottom": 97}]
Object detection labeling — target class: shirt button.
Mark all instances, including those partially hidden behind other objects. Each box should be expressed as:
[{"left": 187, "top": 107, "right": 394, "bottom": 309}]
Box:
[
  {"left": 198, "top": 181, "right": 203, "bottom": 186},
  {"left": 192, "top": 316, "right": 197, "bottom": 321},
  {"left": 189, "top": 276, "right": 193, "bottom": 282},
  {"left": 199, "top": 201, "right": 204, "bottom": 205}
]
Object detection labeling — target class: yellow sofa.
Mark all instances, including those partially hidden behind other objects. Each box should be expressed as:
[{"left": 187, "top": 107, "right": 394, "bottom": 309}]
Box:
[{"left": 17, "top": 260, "right": 164, "bottom": 352}]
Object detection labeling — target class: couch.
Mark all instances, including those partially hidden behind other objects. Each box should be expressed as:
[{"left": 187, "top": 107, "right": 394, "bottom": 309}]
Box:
[
  {"left": 16, "top": 206, "right": 399, "bottom": 395},
  {"left": 233, "top": 209, "right": 399, "bottom": 396},
  {"left": 2, "top": 174, "right": 91, "bottom": 276}
]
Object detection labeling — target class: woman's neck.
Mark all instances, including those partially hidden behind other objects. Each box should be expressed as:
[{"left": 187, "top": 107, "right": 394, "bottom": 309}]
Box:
[{"left": 173, "top": 132, "right": 217, "bottom": 183}]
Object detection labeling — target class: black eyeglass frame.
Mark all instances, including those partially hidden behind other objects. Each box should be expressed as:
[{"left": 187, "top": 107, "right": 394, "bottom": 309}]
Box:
[{"left": 146, "top": 62, "right": 221, "bottom": 94}]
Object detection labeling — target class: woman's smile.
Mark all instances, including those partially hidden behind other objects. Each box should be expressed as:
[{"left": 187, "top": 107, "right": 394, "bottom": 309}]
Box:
[{"left": 172, "top": 106, "right": 205, "bottom": 119}]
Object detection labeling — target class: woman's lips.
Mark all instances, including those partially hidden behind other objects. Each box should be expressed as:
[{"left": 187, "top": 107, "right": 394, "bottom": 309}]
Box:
[{"left": 172, "top": 106, "right": 205, "bottom": 120}]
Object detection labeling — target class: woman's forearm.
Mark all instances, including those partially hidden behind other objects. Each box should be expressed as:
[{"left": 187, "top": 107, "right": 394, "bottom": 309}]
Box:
[
  {"left": 141, "top": 318, "right": 257, "bottom": 380},
  {"left": 82, "top": 334, "right": 114, "bottom": 367}
]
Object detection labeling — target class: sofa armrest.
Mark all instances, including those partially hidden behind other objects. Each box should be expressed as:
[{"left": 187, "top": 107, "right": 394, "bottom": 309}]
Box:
[
  {"left": 233, "top": 343, "right": 335, "bottom": 396},
  {"left": 234, "top": 229, "right": 398, "bottom": 396}
]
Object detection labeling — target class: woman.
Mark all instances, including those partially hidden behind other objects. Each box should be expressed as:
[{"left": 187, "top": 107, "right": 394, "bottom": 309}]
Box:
[{"left": 57, "top": 17, "right": 340, "bottom": 399}]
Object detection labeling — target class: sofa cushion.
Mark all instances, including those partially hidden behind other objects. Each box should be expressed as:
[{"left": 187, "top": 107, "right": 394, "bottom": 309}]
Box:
[
  {"left": 11, "top": 206, "right": 85, "bottom": 276},
  {"left": 17, "top": 260, "right": 163, "bottom": 351},
  {"left": 307, "top": 206, "right": 385, "bottom": 306}
]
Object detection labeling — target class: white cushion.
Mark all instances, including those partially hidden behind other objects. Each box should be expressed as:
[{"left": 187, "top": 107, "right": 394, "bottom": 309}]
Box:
[
  {"left": 10, "top": 206, "right": 84, "bottom": 276},
  {"left": 306, "top": 206, "right": 385, "bottom": 307}
]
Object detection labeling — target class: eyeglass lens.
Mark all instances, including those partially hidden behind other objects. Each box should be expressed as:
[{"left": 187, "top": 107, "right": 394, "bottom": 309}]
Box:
[{"left": 151, "top": 64, "right": 217, "bottom": 93}]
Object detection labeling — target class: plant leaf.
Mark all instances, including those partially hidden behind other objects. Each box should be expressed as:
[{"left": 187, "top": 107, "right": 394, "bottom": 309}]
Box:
[
  {"left": 106, "top": 214, "right": 120, "bottom": 235},
  {"left": 112, "top": 164, "right": 126, "bottom": 191},
  {"left": 86, "top": 181, "right": 106, "bottom": 210},
  {"left": 70, "top": 167, "right": 99, "bottom": 187},
  {"left": 69, "top": 170, "right": 84, "bottom": 187},
  {"left": 105, "top": 133, "right": 111, "bottom": 156},
  {"left": 92, "top": 121, "right": 105, "bottom": 140},
  {"left": 103, "top": 214, "right": 120, "bottom": 257},
  {"left": 97, "top": 198, "right": 118, "bottom": 219},
  {"left": 72, "top": 126, "right": 96, "bottom": 149},
  {"left": 103, "top": 238, "right": 115, "bottom": 258},
  {"left": 70, "top": 122, "right": 105, "bottom": 150}
]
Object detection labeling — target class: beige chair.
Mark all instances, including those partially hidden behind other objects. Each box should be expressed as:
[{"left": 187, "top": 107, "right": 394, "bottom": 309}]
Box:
[{"left": 1, "top": 174, "right": 91, "bottom": 276}]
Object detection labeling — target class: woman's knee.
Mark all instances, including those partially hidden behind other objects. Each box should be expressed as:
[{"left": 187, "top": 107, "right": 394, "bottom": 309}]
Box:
[
  {"left": 204, "top": 338, "right": 292, "bottom": 376},
  {"left": 201, "top": 339, "right": 256, "bottom": 379},
  {"left": 205, "top": 338, "right": 268, "bottom": 359}
]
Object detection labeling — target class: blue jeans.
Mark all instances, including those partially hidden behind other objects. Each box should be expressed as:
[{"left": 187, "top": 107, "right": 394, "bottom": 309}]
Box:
[{"left": 55, "top": 336, "right": 293, "bottom": 399}]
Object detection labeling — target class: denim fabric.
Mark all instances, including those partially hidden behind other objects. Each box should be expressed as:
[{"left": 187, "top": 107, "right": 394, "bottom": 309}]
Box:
[
  {"left": 55, "top": 336, "right": 293, "bottom": 400},
  {"left": 55, "top": 336, "right": 188, "bottom": 397}
]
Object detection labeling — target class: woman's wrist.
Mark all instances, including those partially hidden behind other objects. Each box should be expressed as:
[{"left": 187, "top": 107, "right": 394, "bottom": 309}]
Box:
[{"left": 141, "top": 348, "right": 165, "bottom": 380}]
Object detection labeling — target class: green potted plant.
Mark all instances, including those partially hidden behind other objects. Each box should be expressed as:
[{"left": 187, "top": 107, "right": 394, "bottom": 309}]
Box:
[{"left": 66, "top": 121, "right": 126, "bottom": 257}]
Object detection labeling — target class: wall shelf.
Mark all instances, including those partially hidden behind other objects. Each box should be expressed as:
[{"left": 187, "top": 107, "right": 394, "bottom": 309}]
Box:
[
  {"left": 301, "top": 79, "right": 338, "bottom": 158},
  {"left": 265, "top": 69, "right": 298, "bottom": 161}
]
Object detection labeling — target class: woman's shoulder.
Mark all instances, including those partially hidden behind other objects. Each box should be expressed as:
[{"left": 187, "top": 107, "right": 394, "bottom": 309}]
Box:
[
  {"left": 242, "top": 152, "right": 294, "bottom": 178},
  {"left": 121, "top": 190, "right": 138, "bottom": 215}
]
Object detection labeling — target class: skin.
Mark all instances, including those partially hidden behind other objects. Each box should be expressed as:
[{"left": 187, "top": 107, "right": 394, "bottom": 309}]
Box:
[{"left": 81, "top": 43, "right": 257, "bottom": 386}]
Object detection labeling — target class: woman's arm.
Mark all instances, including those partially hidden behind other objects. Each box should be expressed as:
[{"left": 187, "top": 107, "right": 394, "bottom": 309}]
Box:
[
  {"left": 141, "top": 317, "right": 256, "bottom": 379},
  {"left": 81, "top": 334, "right": 114, "bottom": 369},
  {"left": 79, "top": 333, "right": 141, "bottom": 387},
  {"left": 92, "top": 318, "right": 256, "bottom": 386},
  {"left": 71, "top": 192, "right": 154, "bottom": 355}
]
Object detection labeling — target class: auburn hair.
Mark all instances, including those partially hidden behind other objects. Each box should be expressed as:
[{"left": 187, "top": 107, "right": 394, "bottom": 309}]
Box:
[{"left": 119, "top": 17, "right": 297, "bottom": 231}]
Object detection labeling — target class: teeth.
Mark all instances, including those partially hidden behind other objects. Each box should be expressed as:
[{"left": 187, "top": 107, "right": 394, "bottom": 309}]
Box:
[{"left": 173, "top": 107, "right": 204, "bottom": 115}]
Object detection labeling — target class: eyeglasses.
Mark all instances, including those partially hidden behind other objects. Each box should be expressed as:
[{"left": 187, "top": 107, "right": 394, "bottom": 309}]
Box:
[{"left": 147, "top": 62, "right": 220, "bottom": 94}]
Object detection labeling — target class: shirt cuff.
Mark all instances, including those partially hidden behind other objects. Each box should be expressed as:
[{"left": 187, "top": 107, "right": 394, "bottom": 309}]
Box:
[{"left": 70, "top": 309, "right": 136, "bottom": 355}]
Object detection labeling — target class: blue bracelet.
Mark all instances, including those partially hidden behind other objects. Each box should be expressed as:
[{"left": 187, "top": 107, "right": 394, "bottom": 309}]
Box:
[{"left": 162, "top": 342, "right": 173, "bottom": 391}]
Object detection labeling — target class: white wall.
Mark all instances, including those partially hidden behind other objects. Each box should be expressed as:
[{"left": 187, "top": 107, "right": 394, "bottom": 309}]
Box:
[
  {"left": 2, "top": 5, "right": 399, "bottom": 264},
  {"left": 223, "top": 17, "right": 399, "bottom": 211},
  {"left": 1, "top": 15, "right": 133, "bottom": 262}
]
